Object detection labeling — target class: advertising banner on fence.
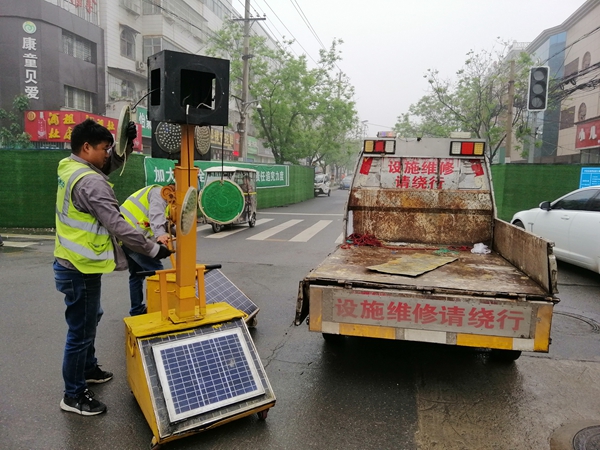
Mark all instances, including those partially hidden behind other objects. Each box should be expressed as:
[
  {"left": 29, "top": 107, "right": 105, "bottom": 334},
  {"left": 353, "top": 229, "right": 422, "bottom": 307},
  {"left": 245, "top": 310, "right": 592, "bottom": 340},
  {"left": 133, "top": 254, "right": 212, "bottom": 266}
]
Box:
[{"left": 144, "top": 158, "right": 289, "bottom": 189}]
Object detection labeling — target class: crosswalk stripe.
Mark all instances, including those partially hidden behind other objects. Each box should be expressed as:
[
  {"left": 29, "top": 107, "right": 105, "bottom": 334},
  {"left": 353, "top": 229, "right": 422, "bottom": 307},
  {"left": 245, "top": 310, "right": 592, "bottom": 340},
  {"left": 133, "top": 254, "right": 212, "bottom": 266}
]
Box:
[
  {"left": 204, "top": 218, "right": 273, "bottom": 239},
  {"left": 196, "top": 224, "right": 211, "bottom": 232},
  {"left": 246, "top": 219, "right": 303, "bottom": 241},
  {"left": 1, "top": 242, "right": 35, "bottom": 248},
  {"left": 289, "top": 220, "right": 332, "bottom": 242},
  {"left": 335, "top": 233, "right": 343, "bottom": 244}
]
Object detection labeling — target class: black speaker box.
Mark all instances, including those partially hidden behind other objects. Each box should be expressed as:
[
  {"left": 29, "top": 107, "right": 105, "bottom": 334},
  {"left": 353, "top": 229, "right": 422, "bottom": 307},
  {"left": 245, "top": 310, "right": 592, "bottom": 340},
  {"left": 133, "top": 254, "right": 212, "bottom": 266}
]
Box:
[{"left": 148, "top": 50, "right": 229, "bottom": 126}]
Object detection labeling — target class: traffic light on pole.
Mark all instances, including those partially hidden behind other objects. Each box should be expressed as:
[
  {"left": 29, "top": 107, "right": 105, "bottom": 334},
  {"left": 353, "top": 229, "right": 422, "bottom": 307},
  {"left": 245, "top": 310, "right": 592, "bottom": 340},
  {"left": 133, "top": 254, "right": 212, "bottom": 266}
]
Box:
[{"left": 527, "top": 66, "right": 549, "bottom": 111}]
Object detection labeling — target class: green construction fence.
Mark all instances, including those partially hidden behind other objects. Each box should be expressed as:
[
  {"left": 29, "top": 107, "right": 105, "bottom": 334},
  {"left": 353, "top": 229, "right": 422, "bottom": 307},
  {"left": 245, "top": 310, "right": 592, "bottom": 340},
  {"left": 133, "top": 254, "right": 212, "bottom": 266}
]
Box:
[
  {"left": 0, "top": 148, "right": 597, "bottom": 228},
  {"left": 0, "top": 151, "right": 315, "bottom": 228}
]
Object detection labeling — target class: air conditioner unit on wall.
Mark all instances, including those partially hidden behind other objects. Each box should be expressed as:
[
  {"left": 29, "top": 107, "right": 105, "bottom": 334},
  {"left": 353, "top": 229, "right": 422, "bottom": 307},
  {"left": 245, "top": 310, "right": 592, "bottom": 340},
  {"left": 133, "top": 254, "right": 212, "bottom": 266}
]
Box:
[{"left": 136, "top": 61, "right": 146, "bottom": 72}]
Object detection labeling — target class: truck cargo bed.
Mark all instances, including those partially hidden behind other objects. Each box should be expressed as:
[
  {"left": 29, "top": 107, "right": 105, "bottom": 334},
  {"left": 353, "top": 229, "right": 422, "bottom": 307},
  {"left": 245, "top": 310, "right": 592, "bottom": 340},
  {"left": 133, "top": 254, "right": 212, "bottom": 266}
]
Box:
[{"left": 305, "top": 245, "right": 550, "bottom": 299}]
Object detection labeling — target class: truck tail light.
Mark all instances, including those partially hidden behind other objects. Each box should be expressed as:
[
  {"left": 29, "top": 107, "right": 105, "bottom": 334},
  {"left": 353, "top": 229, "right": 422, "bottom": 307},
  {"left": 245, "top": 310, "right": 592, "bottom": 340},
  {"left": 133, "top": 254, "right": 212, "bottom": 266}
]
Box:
[
  {"left": 450, "top": 141, "right": 485, "bottom": 156},
  {"left": 363, "top": 140, "right": 395, "bottom": 154}
]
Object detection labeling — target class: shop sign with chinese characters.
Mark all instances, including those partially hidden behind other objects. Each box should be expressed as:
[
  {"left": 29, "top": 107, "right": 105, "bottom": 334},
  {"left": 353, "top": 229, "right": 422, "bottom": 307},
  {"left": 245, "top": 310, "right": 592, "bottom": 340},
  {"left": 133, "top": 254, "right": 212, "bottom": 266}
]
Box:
[
  {"left": 24, "top": 110, "right": 142, "bottom": 150},
  {"left": 22, "top": 21, "right": 39, "bottom": 100},
  {"left": 576, "top": 118, "right": 600, "bottom": 149},
  {"left": 327, "top": 288, "right": 532, "bottom": 338}
]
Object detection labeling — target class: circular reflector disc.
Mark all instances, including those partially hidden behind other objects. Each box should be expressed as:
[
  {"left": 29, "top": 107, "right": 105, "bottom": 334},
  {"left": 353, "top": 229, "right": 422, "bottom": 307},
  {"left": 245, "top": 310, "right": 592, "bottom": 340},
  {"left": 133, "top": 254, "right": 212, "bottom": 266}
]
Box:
[
  {"left": 194, "top": 126, "right": 211, "bottom": 155},
  {"left": 156, "top": 122, "right": 182, "bottom": 154},
  {"left": 115, "top": 105, "right": 131, "bottom": 157},
  {"left": 199, "top": 180, "right": 244, "bottom": 224},
  {"left": 179, "top": 187, "right": 198, "bottom": 235}
]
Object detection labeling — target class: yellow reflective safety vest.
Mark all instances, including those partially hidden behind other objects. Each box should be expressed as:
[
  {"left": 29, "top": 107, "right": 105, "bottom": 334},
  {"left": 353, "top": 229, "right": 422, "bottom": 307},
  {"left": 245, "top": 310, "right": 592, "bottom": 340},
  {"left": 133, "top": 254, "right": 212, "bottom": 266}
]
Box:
[
  {"left": 54, "top": 158, "right": 116, "bottom": 274},
  {"left": 120, "top": 185, "right": 161, "bottom": 238}
]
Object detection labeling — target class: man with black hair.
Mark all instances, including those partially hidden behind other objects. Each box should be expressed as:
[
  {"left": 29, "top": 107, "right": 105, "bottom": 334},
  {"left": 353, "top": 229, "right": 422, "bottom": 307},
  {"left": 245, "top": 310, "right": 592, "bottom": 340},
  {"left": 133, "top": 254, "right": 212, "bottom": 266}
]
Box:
[
  {"left": 120, "top": 184, "right": 172, "bottom": 316},
  {"left": 53, "top": 118, "right": 173, "bottom": 416}
]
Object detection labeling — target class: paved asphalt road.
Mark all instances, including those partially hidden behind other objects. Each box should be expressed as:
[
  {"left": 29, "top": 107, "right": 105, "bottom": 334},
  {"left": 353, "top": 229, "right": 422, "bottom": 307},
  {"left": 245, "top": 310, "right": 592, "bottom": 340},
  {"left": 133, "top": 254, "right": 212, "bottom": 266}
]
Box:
[{"left": 1, "top": 189, "right": 600, "bottom": 450}]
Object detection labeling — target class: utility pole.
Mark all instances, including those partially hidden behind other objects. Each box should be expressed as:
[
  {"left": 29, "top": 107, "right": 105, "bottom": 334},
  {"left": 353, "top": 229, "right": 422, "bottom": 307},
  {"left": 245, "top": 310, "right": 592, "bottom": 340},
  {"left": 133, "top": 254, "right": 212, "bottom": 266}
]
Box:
[
  {"left": 528, "top": 111, "right": 539, "bottom": 164},
  {"left": 233, "top": 0, "right": 264, "bottom": 162},
  {"left": 505, "top": 60, "right": 515, "bottom": 162}
]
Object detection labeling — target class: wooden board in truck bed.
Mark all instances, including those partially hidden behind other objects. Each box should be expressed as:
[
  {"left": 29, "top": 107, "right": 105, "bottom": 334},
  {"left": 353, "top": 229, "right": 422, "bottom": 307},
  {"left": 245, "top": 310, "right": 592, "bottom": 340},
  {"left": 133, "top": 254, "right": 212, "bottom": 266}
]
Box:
[{"left": 304, "top": 245, "right": 551, "bottom": 299}]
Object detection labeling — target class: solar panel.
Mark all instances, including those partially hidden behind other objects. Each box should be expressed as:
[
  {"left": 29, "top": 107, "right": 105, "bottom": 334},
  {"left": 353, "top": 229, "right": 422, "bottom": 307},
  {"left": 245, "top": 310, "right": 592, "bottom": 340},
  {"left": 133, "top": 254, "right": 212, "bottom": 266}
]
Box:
[
  {"left": 153, "top": 328, "right": 265, "bottom": 422},
  {"left": 140, "top": 319, "right": 276, "bottom": 439},
  {"left": 204, "top": 269, "right": 259, "bottom": 321}
]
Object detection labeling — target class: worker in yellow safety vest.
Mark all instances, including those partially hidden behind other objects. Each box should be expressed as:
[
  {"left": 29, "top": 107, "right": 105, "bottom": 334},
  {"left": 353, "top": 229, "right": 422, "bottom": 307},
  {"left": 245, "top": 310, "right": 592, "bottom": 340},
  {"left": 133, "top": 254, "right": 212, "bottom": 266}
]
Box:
[
  {"left": 53, "top": 119, "right": 173, "bottom": 417},
  {"left": 120, "top": 185, "right": 173, "bottom": 316}
]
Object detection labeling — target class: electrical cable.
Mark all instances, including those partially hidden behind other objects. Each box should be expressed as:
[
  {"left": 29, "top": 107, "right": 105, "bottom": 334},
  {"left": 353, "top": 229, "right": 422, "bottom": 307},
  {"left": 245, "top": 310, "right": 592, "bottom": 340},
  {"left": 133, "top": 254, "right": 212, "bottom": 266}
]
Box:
[{"left": 254, "top": 0, "right": 319, "bottom": 65}]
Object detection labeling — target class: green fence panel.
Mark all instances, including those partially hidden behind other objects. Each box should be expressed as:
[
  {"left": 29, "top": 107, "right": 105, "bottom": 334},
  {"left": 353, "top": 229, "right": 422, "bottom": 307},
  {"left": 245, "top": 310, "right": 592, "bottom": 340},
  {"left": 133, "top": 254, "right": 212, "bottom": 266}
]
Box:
[
  {"left": 0, "top": 150, "right": 314, "bottom": 228},
  {"left": 490, "top": 164, "right": 591, "bottom": 221}
]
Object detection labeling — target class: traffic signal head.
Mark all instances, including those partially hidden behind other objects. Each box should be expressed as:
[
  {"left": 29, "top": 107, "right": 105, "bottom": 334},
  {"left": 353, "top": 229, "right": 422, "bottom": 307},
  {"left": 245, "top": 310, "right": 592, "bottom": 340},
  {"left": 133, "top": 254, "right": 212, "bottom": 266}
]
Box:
[{"left": 527, "top": 66, "right": 549, "bottom": 111}]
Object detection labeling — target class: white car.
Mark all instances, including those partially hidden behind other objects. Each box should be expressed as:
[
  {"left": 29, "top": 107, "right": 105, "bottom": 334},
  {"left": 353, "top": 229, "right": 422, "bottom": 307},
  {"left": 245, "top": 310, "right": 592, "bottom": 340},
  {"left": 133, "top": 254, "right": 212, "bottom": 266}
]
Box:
[{"left": 511, "top": 186, "right": 600, "bottom": 274}]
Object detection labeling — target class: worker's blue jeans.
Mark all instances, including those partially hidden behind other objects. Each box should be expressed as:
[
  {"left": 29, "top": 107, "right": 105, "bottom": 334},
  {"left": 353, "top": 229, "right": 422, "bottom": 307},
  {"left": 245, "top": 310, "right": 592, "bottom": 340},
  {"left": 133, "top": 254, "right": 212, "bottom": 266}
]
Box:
[
  {"left": 53, "top": 260, "right": 103, "bottom": 398},
  {"left": 123, "top": 246, "right": 164, "bottom": 316}
]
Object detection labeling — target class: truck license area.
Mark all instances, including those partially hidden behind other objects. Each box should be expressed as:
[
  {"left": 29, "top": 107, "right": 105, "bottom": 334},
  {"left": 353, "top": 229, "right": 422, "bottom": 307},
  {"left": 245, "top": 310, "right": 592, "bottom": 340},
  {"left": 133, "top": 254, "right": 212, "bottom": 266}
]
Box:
[{"left": 327, "top": 288, "right": 532, "bottom": 338}]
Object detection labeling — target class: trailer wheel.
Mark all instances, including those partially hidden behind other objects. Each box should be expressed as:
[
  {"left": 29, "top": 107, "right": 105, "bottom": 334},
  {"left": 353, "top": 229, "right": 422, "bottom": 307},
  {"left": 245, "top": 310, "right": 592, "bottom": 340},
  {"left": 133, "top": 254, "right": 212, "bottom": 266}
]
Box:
[
  {"left": 248, "top": 213, "right": 256, "bottom": 228},
  {"left": 257, "top": 409, "right": 269, "bottom": 420},
  {"left": 211, "top": 223, "right": 222, "bottom": 233},
  {"left": 490, "top": 349, "right": 521, "bottom": 362},
  {"left": 322, "top": 333, "right": 344, "bottom": 343},
  {"left": 512, "top": 220, "right": 525, "bottom": 229}
]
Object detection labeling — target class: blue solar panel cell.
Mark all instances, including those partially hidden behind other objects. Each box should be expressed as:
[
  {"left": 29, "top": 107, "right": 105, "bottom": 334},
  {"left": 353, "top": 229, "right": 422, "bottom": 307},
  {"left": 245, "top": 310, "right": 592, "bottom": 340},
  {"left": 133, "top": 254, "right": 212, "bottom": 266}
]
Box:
[
  {"left": 153, "top": 328, "right": 265, "bottom": 422},
  {"left": 204, "top": 269, "right": 259, "bottom": 320}
]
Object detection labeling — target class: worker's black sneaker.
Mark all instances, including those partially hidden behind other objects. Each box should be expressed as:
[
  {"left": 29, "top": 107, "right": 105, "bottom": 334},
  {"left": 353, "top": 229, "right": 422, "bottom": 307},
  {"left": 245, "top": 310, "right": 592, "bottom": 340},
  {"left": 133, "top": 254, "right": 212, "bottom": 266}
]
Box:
[
  {"left": 60, "top": 389, "right": 107, "bottom": 416},
  {"left": 85, "top": 365, "right": 113, "bottom": 384}
]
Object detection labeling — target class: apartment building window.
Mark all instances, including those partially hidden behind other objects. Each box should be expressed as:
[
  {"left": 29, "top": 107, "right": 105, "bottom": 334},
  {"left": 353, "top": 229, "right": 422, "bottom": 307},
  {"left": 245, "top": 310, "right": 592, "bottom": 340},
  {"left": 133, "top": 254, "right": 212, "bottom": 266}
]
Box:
[
  {"left": 120, "top": 27, "right": 137, "bottom": 60},
  {"left": 143, "top": 0, "right": 162, "bottom": 14},
  {"left": 582, "top": 52, "right": 591, "bottom": 70},
  {"left": 64, "top": 85, "right": 93, "bottom": 112},
  {"left": 143, "top": 36, "right": 182, "bottom": 60},
  {"left": 206, "top": 0, "right": 227, "bottom": 19},
  {"left": 62, "top": 31, "right": 94, "bottom": 63},
  {"left": 120, "top": 0, "right": 141, "bottom": 15},
  {"left": 108, "top": 75, "right": 136, "bottom": 100},
  {"left": 579, "top": 103, "right": 587, "bottom": 122}
]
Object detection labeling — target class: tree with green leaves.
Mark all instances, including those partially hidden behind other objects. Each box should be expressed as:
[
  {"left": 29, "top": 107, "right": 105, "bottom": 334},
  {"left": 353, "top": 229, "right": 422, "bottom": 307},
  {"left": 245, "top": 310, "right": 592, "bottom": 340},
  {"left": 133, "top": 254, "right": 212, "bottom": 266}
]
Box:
[
  {"left": 207, "top": 23, "right": 358, "bottom": 167},
  {"left": 394, "top": 44, "right": 537, "bottom": 162},
  {"left": 0, "top": 95, "right": 31, "bottom": 148}
]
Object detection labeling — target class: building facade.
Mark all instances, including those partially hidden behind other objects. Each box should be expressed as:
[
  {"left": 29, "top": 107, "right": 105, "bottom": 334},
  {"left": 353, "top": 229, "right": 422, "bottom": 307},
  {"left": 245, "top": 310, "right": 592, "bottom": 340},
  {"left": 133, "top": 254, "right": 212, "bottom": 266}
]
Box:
[
  {"left": 507, "top": 0, "right": 600, "bottom": 164},
  {"left": 0, "top": 0, "right": 275, "bottom": 162},
  {"left": 0, "top": 1, "right": 105, "bottom": 149}
]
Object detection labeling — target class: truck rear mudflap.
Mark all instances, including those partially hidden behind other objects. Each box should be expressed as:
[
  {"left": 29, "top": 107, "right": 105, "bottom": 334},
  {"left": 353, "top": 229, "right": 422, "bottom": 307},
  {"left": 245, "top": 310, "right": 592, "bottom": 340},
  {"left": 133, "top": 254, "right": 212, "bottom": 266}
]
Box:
[{"left": 297, "top": 284, "right": 553, "bottom": 353}]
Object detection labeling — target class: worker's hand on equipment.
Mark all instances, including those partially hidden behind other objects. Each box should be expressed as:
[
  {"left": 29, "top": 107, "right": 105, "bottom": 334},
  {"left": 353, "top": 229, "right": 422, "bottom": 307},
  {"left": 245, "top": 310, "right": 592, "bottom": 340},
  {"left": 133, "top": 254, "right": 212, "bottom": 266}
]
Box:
[
  {"left": 155, "top": 244, "right": 174, "bottom": 260},
  {"left": 126, "top": 121, "right": 137, "bottom": 141},
  {"left": 156, "top": 234, "right": 170, "bottom": 245}
]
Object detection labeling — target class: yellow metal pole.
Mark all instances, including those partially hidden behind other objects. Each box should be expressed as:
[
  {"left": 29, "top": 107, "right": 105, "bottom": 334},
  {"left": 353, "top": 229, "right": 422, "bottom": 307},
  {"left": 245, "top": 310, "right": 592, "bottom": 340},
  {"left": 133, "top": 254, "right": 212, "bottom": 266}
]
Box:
[{"left": 174, "top": 124, "right": 200, "bottom": 319}]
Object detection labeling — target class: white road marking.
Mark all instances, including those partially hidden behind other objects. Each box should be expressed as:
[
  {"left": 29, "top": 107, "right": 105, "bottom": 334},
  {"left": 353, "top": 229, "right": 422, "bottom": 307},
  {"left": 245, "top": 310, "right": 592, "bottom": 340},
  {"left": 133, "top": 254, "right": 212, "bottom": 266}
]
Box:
[
  {"left": 289, "top": 220, "right": 332, "bottom": 242},
  {"left": 246, "top": 219, "right": 303, "bottom": 240},
  {"left": 335, "top": 233, "right": 344, "bottom": 244},
  {"left": 204, "top": 218, "right": 273, "bottom": 239},
  {"left": 2, "top": 242, "right": 35, "bottom": 248}
]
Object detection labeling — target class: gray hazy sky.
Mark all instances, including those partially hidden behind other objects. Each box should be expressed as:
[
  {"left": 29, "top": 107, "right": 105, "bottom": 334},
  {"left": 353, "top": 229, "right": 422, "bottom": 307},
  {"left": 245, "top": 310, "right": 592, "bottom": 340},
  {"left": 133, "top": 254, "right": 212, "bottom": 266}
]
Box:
[{"left": 233, "top": 0, "right": 587, "bottom": 132}]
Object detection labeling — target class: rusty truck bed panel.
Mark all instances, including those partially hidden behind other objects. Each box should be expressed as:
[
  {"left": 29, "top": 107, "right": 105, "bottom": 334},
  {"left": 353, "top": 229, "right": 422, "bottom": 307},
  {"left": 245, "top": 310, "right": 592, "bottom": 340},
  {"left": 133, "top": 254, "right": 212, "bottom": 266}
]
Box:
[
  {"left": 305, "top": 245, "right": 550, "bottom": 298},
  {"left": 348, "top": 188, "right": 493, "bottom": 244}
]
